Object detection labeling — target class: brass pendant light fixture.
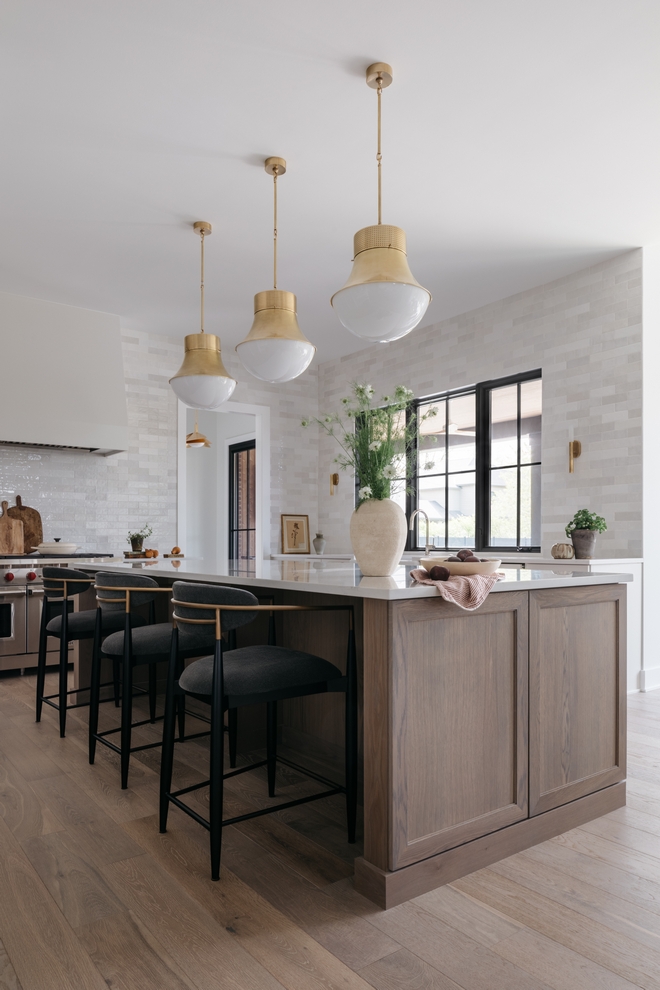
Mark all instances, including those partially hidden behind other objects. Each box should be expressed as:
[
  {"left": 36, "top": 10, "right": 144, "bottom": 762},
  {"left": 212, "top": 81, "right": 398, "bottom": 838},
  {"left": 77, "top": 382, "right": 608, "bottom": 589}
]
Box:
[
  {"left": 331, "top": 63, "right": 431, "bottom": 342},
  {"left": 236, "top": 157, "right": 315, "bottom": 383},
  {"left": 185, "top": 412, "right": 211, "bottom": 448},
  {"left": 169, "top": 221, "right": 236, "bottom": 409}
]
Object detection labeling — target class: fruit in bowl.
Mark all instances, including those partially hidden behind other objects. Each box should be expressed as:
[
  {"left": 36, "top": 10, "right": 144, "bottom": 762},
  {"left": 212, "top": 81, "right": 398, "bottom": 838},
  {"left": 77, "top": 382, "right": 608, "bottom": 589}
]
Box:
[{"left": 419, "top": 553, "right": 501, "bottom": 576}]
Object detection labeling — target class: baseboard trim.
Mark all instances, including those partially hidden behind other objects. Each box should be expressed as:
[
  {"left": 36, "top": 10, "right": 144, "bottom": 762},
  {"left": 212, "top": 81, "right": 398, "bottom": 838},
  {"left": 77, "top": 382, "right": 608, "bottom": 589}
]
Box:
[
  {"left": 640, "top": 666, "right": 660, "bottom": 692},
  {"left": 354, "top": 781, "right": 626, "bottom": 909}
]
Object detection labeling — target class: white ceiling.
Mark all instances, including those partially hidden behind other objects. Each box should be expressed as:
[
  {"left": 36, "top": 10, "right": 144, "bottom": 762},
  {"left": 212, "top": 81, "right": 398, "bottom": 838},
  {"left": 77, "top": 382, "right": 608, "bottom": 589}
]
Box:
[{"left": 1, "top": 0, "right": 659, "bottom": 365}]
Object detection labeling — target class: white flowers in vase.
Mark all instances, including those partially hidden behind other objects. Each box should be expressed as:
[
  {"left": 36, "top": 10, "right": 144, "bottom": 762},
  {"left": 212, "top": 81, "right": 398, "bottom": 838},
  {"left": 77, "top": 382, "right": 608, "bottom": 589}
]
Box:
[{"left": 303, "top": 382, "right": 436, "bottom": 506}]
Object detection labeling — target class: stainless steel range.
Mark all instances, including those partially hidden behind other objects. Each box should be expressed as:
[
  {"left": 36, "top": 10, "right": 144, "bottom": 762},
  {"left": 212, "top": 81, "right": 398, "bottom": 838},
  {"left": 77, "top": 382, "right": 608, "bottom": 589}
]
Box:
[{"left": 0, "top": 555, "right": 114, "bottom": 673}]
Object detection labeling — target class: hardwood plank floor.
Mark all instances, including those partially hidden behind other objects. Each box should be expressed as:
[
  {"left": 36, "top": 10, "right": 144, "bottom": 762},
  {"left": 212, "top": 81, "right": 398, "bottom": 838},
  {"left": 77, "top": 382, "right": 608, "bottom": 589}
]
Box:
[{"left": 1, "top": 669, "right": 660, "bottom": 989}]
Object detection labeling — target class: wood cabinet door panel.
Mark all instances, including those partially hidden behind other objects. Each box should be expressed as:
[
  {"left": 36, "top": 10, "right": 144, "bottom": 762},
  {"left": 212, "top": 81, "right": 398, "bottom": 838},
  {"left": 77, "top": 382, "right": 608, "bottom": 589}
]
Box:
[
  {"left": 389, "top": 592, "right": 528, "bottom": 870},
  {"left": 529, "top": 585, "right": 626, "bottom": 816}
]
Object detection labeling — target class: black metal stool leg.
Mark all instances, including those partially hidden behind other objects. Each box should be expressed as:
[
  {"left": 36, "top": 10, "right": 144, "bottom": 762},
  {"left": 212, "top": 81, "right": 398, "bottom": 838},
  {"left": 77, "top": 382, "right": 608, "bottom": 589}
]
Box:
[
  {"left": 174, "top": 652, "right": 186, "bottom": 741},
  {"left": 120, "top": 620, "right": 133, "bottom": 789},
  {"left": 148, "top": 664, "right": 157, "bottom": 723},
  {"left": 345, "top": 625, "right": 358, "bottom": 844},
  {"left": 209, "top": 639, "right": 224, "bottom": 881},
  {"left": 228, "top": 708, "right": 238, "bottom": 768},
  {"left": 160, "top": 629, "right": 179, "bottom": 833},
  {"left": 35, "top": 599, "right": 49, "bottom": 722},
  {"left": 267, "top": 701, "right": 277, "bottom": 797},
  {"left": 112, "top": 657, "right": 120, "bottom": 707},
  {"left": 57, "top": 603, "right": 69, "bottom": 738},
  {"left": 88, "top": 609, "right": 103, "bottom": 764}
]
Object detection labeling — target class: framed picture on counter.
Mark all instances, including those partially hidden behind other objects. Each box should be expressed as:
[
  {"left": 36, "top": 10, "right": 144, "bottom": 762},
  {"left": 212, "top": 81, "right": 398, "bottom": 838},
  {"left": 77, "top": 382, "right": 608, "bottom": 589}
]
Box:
[{"left": 281, "top": 514, "right": 310, "bottom": 554}]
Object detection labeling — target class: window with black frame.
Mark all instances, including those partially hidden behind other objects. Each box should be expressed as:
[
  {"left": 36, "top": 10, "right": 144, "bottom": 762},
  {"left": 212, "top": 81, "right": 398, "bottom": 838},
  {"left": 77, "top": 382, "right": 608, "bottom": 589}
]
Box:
[
  {"left": 228, "top": 439, "right": 256, "bottom": 560},
  {"left": 408, "top": 370, "right": 542, "bottom": 552}
]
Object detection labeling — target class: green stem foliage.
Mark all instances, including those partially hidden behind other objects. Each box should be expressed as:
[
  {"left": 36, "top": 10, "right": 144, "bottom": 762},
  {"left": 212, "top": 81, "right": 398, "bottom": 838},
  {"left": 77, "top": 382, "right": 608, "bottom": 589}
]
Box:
[{"left": 302, "top": 382, "right": 437, "bottom": 506}]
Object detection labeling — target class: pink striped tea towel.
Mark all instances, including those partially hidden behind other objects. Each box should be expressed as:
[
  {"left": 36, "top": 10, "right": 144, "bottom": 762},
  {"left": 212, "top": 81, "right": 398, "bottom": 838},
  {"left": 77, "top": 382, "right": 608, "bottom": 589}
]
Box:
[{"left": 410, "top": 568, "right": 504, "bottom": 610}]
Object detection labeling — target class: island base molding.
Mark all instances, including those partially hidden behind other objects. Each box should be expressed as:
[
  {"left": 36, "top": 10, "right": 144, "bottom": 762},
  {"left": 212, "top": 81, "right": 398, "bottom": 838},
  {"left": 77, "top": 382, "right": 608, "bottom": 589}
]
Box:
[{"left": 354, "top": 781, "right": 626, "bottom": 909}]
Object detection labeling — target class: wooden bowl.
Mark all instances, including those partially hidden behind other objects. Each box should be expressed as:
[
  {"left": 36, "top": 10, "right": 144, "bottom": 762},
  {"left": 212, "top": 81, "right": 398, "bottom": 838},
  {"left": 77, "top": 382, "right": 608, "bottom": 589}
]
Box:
[{"left": 419, "top": 556, "right": 502, "bottom": 576}]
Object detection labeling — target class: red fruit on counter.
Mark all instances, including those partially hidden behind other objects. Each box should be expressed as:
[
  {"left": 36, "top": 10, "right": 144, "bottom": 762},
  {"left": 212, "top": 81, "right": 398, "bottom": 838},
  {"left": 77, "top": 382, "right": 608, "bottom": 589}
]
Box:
[{"left": 429, "top": 565, "right": 450, "bottom": 581}]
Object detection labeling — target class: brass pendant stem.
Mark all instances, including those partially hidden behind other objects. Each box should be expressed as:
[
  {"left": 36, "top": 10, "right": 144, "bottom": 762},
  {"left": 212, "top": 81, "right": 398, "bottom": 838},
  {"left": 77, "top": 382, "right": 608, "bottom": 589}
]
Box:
[
  {"left": 273, "top": 169, "right": 278, "bottom": 289},
  {"left": 377, "top": 80, "right": 382, "bottom": 225},
  {"left": 200, "top": 232, "right": 205, "bottom": 333}
]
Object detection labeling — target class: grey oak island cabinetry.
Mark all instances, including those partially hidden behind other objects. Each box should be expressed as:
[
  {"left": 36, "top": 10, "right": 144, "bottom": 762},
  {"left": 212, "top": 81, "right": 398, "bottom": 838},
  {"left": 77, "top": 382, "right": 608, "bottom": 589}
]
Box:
[
  {"left": 78, "top": 560, "right": 629, "bottom": 908},
  {"left": 356, "top": 581, "right": 626, "bottom": 907}
]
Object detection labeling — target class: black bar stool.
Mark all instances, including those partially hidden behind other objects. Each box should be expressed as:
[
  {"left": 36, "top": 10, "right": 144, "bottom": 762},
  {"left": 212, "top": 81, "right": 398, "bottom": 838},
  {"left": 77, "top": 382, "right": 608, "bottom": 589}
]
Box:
[
  {"left": 36, "top": 567, "right": 148, "bottom": 738},
  {"left": 159, "top": 581, "right": 358, "bottom": 881},
  {"left": 88, "top": 573, "right": 219, "bottom": 788}
]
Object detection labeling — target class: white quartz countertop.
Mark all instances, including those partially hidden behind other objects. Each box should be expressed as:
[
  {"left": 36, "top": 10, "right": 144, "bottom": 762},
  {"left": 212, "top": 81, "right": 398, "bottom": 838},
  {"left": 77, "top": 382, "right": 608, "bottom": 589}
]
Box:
[{"left": 77, "top": 558, "right": 633, "bottom": 601}]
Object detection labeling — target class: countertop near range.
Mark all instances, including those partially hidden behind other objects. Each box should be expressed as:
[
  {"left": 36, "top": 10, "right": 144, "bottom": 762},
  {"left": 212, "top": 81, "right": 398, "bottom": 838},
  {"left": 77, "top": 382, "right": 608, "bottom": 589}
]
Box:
[{"left": 78, "top": 557, "right": 633, "bottom": 600}]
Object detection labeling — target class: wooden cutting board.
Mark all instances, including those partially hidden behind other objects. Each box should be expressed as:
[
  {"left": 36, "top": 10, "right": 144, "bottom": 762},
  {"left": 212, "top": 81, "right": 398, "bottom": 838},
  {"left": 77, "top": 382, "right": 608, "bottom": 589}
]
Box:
[
  {"left": 7, "top": 496, "right": 43, "bottom": 554},
  {"left": 0, "top": 501, "right": 24, "bottom": 554}
]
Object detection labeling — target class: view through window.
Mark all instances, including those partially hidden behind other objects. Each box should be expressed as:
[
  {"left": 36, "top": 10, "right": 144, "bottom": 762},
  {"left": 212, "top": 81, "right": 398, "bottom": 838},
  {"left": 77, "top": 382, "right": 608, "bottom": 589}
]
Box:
[
  {"left": 383, "top": 371, "right": 542, "bottom": 551},
  {"left": 228, "top": 439, "right": 256, "bottom": 560}
]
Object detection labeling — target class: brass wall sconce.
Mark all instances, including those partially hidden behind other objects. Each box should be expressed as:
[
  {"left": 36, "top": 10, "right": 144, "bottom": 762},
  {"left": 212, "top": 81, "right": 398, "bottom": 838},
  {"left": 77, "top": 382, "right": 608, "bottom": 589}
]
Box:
[
  {"left": 569, "top": 440, "right": 582, "bottom": 473},
  {"left": 330, "top": 472, "right": 339, "bottom": 495}
]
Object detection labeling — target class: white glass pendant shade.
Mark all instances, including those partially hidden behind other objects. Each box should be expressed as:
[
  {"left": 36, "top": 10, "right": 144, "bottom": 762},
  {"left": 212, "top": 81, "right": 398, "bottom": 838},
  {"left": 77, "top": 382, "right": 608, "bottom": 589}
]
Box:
[
  {"left": 331, "top": 226, "right": 430, "bottom": 343},
  {"left": 332, "top": 282, "right": 430, "bottom": 343},
  {"left": 169, "top": 333, "right": 236, "bottom": 410},
  {"left": 237, "top": 338, "right": 315, "bottom": 383},
  {"left": 236, "top": 290, "right": 315, "bottom": 383}
]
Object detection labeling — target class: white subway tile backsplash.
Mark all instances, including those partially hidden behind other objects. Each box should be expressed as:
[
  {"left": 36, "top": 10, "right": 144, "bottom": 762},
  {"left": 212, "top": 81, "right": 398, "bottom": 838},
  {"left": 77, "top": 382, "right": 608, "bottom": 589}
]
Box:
[{"left": 317, "top": 249, "right": 642, "bottom": 557}]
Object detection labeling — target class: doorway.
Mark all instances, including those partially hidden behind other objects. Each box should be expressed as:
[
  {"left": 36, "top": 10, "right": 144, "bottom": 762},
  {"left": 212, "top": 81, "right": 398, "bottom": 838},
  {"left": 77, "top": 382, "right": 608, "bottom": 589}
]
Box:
[
  {"left": 228, "top": 439, "right": 256, "bottom": 560},
  {"left": 177, "top": 400, "right": 271, "bottom": 561}
]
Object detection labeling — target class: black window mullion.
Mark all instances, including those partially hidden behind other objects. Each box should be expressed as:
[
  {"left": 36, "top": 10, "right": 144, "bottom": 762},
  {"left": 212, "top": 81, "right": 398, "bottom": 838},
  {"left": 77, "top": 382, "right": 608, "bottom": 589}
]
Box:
[
  {"left": 406, "top": 402, "right": 416, "bottom": 551},
  {"left": 516, "top": 380, "right": 521, "bottom": 549},
  {"left": 228, "top": 439, "right": 256, "bottom": 561},
  {"left": 475, "top": 383, "right": 489, "bottom": 552}
]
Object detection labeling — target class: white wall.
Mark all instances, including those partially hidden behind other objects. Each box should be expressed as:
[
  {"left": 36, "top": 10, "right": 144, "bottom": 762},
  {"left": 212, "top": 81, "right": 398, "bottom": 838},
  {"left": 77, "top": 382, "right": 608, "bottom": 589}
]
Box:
[
  {"left": 185, "top": 408, "right": 255, "bottom": 560},
  {"left": 642, "top": 245, "right": 660, "bottom": 691},
  {"left": 317, "top": 250, "right": 643, "bottom": 557},
  {"left": 0, "top": 329, "right": 180, "bottom": 553},
  {"left": 0, "top": 290, "right": 127, "bottom": 451},
  {"left": 0, "top": 322, "right": 317, "bottom": 557}
]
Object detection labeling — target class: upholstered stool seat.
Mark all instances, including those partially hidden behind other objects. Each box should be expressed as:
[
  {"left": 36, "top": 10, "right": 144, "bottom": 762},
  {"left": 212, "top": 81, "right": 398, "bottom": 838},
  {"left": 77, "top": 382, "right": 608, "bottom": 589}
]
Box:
[
  {"left": 47, "top": 610, "right": 147, "bottom": 639},
  {"left": 89, "top": 573, "right": 218, "bottom": 788},
  {"left": 159, "top": 581, "right": 358, "bottom": 881},
  {"left": 101, "top": 622, "right": 173, "bottom": 660},
  {"left": 36, "top": 566, "right": 120, "bottom": 738},
  {"left": 179, "top": 645, "right": 342, "bottom": 707}
]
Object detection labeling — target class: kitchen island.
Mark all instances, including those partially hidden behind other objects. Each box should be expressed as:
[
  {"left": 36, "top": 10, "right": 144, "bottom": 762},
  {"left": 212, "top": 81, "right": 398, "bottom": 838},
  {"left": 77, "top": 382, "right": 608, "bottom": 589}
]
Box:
[{"left": 80, "top": 558, "right": 630, "bottom": 908}]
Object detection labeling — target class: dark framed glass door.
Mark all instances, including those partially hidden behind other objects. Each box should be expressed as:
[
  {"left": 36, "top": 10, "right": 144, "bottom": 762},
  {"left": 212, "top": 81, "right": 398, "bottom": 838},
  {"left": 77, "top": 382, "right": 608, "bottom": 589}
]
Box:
[{"left": 228, "top": 439, "right": 256, "bottom": 560}]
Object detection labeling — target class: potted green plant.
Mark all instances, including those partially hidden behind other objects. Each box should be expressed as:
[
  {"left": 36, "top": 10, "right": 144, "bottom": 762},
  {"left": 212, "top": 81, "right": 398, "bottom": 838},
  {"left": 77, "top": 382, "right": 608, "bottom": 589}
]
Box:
[
  {"left": 127, "top": 524, "right": 153, "bottom": 553},
  {"left": 565, "top": 509, "right": 607, "bottom": 559},
  {"left": 303, "top": 383, "right": 436, "bottom": 575}
]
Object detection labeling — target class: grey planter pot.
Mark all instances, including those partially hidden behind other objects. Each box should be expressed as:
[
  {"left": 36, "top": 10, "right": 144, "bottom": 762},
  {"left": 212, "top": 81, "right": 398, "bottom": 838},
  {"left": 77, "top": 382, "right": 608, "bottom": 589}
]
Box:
[{"left": 570, "top": 529, "right": 598, "bottom": 559}]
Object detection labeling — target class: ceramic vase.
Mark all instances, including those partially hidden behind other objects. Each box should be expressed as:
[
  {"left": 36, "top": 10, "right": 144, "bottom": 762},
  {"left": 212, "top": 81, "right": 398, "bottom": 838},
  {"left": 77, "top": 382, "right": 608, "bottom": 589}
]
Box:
[
  {"left": 349, "top": 498, "right": 407, "bottom": 576},
  {"left": 570, "top": 529, "right": 597, "bottom": 559},
  {"left": 313, "top": 533, "right": 326, "bottom": 555}
]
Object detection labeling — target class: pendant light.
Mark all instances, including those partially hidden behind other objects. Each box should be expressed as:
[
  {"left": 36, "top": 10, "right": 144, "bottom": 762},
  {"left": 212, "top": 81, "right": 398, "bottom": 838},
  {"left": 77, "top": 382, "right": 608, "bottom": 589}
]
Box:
[
  {"left": 236, "top": 158, "right": 315, "bottom": 383},
  {"left": 169, "top": 221, "right": 236, "bottom": 409},
  {"left": 331, "top": 63, "right": 431, "bottom": 343},
  {"left": 186, "top": 412, "right": 211, "bottom": 448}
]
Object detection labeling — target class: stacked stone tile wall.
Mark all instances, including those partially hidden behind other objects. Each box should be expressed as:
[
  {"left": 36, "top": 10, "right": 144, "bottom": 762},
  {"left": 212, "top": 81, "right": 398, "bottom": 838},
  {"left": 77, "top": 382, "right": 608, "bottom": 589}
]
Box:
[
  {"left": 0, "top": 330, "right": 318, "bottom": 557},
  {"left": 317, "top": 250, "right": 642, "bottom": 557},
  {"left": 0, "top": 249, "right": 641, "bottom": 559}
]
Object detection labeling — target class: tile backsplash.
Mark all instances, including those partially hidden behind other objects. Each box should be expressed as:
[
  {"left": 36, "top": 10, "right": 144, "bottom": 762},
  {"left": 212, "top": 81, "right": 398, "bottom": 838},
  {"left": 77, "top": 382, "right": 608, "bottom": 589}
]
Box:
[
  {"left": 0, "top": 332, "right": 180, "bottom": 554},
  {"left": 0, "top": 248, "right": 643, "bottom": 559},
  {"left": 317, "top": 250, "right": 643, "bottom": 557}
]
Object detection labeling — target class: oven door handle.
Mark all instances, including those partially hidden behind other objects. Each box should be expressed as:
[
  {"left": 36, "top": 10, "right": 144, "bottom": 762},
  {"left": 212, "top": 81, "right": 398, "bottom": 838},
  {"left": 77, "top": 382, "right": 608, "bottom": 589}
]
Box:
[{"left": 0, "top": 589, "right": 28, "bottom": 597}]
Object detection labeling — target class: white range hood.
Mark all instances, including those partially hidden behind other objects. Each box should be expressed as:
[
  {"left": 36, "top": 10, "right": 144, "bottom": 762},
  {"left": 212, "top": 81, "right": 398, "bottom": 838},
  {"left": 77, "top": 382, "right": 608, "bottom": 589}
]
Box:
[{"left": 0, "top": 291, "right": 128, "bottom": 455}]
